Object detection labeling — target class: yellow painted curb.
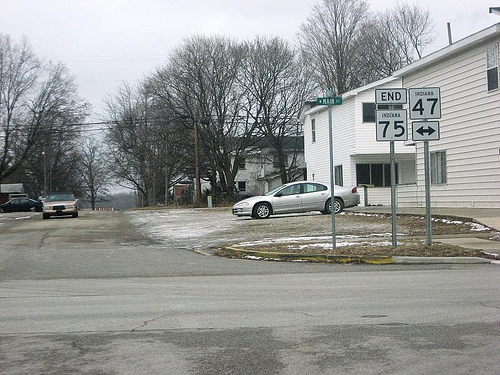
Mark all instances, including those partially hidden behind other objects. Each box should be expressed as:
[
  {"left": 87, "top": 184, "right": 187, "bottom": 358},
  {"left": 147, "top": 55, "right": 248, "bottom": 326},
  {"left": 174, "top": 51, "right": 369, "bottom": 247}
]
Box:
[{"left": 220, "top": 247, "right": 394, "bottom": 265}]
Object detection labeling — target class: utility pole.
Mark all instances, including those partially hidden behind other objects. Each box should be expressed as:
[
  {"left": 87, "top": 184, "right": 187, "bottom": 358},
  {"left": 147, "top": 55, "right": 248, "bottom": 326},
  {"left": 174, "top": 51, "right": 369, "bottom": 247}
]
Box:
[
  {"left": 193, "top": 108, "right": 201, "bottom": 207},
  {"left": 42, "top": 149, "right": 48, "bottom": 196}
]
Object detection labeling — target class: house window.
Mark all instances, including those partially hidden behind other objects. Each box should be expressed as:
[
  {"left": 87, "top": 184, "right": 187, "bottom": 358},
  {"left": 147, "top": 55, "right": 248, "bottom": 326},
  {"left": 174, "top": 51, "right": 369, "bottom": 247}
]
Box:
[
  {"left": 311, "top": 118, "right": 316, "bottom": 143},
  {"left": 486, "top": 44, "right": 499, "bottom": 91},
  {"left": 362, "top": 103, "right": 376, "bottom": 122},
  {"left": 237, "top": 181, "right": 246, "bottom": 192},
  {"left": 238, "top": 157, "right": 246, "bottom": 170},
  {"left": 430, "top": 151, "right": 446, "bottom": 184},
  {"left": 334, "top": 165, "right": 343, "bottom": 186},
  {"left": 273, "top": 154, "right": 288, "bottom": 167},
  {"left": 356, "top": 163, "right": 398, "bottom": 187}
]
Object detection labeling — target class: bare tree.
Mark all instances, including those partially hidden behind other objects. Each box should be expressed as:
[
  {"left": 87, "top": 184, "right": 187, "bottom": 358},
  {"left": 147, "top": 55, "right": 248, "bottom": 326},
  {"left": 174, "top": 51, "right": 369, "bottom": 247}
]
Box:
[
  {"left": 240, "top": 36, "right": 313, "bottom": 184},
  {"left": 299, "top": 1, "right": 435, "bottom": 91},
  {"left": 0, "top": 34, "right": 88, "bottom": 194},
  {"left": 0, "top": 35, "right": 41, "bottom": 183},
  {"left": 104, "top": 83, "right": 191, "bottom": 206},
  {"left": 389, "top": 3, "right": 435, "bottom": 61},
  {"left": 149, "top": 35, "right": 259, "bottom": 200},
  {"left": 77, "top": 138, "right": 109, "bottom": 210},
  {"left": 298, "top": 0, "right": 369, "bottom": 94}
]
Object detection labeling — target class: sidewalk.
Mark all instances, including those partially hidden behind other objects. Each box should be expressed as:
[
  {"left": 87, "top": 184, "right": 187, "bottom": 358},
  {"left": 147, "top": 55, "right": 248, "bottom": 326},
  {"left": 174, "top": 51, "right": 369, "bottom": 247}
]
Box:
[
  {"left": 349, "top": 206, "right": 500, "bottom": 232},
  {"left": 349, "top": 206, "right": 500, "bottom": 263}
]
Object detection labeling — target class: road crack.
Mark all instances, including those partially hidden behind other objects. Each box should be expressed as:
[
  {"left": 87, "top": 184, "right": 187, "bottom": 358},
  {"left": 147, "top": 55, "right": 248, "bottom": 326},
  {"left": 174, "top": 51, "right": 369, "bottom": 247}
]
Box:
[
  {"left": 131, "top": 314, "right": 170, "bottom": 332},
  {"left": 480, "top": 302, "right": 500, "bottom": 310}
]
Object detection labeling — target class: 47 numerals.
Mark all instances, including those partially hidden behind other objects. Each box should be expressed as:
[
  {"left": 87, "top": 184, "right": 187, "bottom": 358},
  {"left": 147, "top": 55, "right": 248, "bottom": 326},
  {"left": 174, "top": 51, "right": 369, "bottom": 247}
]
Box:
[{"left": 412, "top": 98, "right": 439, "bottom": 117}]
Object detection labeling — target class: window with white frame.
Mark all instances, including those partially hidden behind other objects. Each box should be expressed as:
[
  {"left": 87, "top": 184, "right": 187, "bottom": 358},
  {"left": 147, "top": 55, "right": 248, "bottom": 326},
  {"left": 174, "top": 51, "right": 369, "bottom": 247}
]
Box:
[
  {"left": 487, "top": 43, "right": 499, "bottom": 91},
  {"left": 430, "top": 151, "right": 446, "bottom": 185},
  {"left": 356, "top": 163, "right": 398, "bottom": 187},
  {"left": 311, "top": 118, "right": 316, "bottom": 143},
  {"left": 334, "top": 165, "right": 343, "bottom": 186}
]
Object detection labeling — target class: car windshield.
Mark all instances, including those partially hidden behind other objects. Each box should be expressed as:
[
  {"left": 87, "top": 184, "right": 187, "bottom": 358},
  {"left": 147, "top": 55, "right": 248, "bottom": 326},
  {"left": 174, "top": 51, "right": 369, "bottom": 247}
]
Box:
[{"left": 45, "top": 193, "right": 76, "bottom": 202}]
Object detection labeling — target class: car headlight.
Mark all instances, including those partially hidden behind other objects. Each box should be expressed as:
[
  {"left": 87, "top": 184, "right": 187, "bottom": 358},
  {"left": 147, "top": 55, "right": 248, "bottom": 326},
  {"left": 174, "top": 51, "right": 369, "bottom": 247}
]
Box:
[{"left": 234, "top": 202, "right": 250, "bottom": 208}]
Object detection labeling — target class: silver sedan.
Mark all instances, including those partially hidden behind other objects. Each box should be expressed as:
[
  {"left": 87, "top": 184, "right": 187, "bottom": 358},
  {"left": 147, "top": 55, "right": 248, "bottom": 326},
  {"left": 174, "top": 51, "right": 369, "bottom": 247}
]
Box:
[{"left": 232, "top": 181, "right": 360, "bottom": 219}]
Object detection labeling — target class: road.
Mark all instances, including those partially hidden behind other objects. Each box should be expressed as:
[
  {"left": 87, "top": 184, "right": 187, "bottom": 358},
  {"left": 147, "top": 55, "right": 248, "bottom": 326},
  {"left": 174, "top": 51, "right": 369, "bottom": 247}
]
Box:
[{"left": 1, "top": 210, "right": 499, "bottom": 374}]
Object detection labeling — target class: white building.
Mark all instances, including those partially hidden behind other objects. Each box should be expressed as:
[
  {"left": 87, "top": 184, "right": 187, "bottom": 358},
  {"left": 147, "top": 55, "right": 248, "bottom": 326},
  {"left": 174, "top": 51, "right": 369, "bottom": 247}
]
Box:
[
  {"left": 234, "top": 137, "right": 305, "bottom": 196},
  {"left": 394, "top": 23, "right": 500, "bottom": 208},
  {"left": 302, "top": 22, "right": 500, "bottom": 209},
  {"left": 300, "top": 77, "right": 416, "bottom": 206}
]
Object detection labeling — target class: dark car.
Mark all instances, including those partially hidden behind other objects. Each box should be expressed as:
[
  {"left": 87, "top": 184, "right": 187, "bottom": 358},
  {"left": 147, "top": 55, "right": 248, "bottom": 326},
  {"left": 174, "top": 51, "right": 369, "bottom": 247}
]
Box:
[{"left": 0, "top": 198, "right": 43, "bottom": 213}]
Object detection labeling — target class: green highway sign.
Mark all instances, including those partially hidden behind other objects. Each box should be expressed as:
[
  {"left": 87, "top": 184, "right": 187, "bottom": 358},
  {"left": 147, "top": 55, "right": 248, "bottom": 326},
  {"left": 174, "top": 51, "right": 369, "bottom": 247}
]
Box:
[{"left": 316, "top": 97, "right": 342, "bottom": 106}]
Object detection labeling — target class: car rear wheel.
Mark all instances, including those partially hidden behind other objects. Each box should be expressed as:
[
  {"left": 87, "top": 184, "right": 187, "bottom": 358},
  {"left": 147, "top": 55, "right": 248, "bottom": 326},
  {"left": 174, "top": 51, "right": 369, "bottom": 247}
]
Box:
[
  {"left": 252, "top": 203, "right": 271, "bottom": 219},
  {"left": 72, "top": 212, "right": 78, "bottom": 218},
  {"left": 43, "top": 213, "right": 50, "bottom": 220}
]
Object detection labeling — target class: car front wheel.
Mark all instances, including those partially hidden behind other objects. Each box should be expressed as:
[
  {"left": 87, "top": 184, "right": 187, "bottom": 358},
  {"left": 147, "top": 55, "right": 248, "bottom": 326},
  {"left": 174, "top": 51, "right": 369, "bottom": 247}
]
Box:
[{"left": 252, "top": 203, "right": 271, "bottom": 219}]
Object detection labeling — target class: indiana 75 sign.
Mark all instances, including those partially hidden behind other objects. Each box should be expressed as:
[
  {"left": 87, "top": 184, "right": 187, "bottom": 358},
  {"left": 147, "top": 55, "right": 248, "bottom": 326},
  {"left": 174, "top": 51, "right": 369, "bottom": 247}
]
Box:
[{"left": 376, "top": 110, "right": 408, "bottom": 141}]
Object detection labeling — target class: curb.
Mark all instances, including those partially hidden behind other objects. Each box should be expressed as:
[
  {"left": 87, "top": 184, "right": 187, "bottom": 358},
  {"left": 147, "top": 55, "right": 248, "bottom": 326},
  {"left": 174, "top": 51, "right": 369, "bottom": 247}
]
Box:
[
  {"left": 221, "top": 247, "right": 393, "bottom": 264},
  {"left": 220, "top": 247, "right": 493, "bottom": 265}
]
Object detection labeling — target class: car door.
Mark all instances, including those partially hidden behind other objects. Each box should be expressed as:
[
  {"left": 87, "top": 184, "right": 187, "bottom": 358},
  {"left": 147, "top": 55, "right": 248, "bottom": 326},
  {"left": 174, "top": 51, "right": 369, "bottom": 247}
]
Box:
[
  {"left": 18, "top": 198, "right": 31, "bottom": 211},
  {"left": 301, "top": 183, "right": 329, "bottom": 211},
  {"left": 271, "top": 184, "right": 303, "bottom": 214}
]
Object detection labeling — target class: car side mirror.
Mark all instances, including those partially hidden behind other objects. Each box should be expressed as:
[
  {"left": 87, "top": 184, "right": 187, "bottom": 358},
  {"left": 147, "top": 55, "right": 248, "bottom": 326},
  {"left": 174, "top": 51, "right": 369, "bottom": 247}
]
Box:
[{"left": 275, "top": 192, "right": 282, "bottom": 197}]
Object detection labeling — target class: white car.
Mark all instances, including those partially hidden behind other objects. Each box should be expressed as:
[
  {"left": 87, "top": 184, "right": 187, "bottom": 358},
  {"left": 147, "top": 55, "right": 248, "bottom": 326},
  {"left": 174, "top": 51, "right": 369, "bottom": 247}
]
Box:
[{"left": 232, "top": 181, "right": 360, "bottom": 219}]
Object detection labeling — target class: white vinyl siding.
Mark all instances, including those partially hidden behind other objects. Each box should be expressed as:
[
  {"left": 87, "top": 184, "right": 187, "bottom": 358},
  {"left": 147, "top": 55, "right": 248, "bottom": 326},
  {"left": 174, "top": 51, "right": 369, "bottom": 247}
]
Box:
[
  {"left": 303, "top": 78, "right": 415, "bottom": 206},
  {"left": 401, "top": 36, "right": 500, "bottom": 208}
]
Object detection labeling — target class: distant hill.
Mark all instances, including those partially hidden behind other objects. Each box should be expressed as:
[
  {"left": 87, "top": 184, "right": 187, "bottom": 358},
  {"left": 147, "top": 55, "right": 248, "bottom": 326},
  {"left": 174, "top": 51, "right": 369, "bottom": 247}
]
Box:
[{"left": 79, "top": 192, "right": 137, "bottom": 211}]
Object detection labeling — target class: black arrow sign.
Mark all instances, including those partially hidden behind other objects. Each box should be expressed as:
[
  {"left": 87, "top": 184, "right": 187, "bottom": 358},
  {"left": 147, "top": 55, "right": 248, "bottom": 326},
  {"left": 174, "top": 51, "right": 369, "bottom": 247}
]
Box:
[{"left": 416, "top": 126, "right": 436, "bottom": 136}]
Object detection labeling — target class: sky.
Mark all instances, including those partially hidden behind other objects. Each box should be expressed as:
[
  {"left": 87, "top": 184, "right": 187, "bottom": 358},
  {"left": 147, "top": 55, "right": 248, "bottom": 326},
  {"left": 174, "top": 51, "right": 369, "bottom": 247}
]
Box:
[{"left": 1, "top": 0, "right": 498, "bottom": 121}]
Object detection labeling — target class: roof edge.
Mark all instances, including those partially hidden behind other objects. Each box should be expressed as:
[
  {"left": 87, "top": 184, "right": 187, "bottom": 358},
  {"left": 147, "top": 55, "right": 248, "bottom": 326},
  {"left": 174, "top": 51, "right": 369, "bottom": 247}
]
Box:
[{"left": 394, "top": 23, "right": 500, "bottom": 77}]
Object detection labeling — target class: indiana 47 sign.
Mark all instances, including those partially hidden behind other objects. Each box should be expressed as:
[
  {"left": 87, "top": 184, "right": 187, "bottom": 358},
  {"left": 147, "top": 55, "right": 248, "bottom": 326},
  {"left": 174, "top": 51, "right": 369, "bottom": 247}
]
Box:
[
  {"left": 376, "top": 109, "right": 408, "bottom": 141},
  {"left": 409, "top": 88, "right": 441, "bottom": 119}
]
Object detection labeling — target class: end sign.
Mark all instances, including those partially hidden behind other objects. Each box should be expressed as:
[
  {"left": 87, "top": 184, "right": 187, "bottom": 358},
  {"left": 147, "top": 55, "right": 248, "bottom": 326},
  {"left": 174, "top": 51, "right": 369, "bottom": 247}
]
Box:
[{"left": 375, "top": 89, "right": 407, "bottom": 104}]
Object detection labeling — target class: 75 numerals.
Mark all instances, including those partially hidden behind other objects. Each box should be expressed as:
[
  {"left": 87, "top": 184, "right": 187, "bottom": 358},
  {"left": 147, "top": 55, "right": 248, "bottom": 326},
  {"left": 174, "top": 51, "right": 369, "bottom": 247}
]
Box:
[{"left": 380, "top": 120, "right": 406, "bottom": 138}]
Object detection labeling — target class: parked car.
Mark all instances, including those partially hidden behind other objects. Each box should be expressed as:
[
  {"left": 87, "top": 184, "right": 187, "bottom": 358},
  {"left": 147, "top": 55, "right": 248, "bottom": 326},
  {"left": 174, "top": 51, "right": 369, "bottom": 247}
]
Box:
[
  {"left": 43, "top": 192, "right": 79, "bottom": 219},
  {"left": 232, "top": 181, "right": 360, "bottom": 219},
  {"left": 0, "top": 198, "right": 43, "bottom": 213}
]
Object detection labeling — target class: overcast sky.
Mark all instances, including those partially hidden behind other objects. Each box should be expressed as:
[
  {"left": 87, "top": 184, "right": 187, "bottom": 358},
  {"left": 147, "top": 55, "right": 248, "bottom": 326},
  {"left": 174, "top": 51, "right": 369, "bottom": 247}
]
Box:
[{"left": 1, "top": 0, "right": 498, "bottom": 120}]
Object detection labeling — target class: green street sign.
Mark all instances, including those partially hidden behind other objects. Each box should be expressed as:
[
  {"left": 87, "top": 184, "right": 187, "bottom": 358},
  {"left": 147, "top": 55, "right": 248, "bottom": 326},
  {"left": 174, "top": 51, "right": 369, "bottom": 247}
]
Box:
[{"left": 316, "top": 97, "right": 342, "bottom": 106}]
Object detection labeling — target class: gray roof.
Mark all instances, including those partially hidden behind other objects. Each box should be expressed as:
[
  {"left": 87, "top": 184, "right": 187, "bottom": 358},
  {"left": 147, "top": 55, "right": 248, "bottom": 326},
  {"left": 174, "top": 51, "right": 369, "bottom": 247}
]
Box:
[{"left": 0, "top": 184, "right": 24, "bottom": 193}]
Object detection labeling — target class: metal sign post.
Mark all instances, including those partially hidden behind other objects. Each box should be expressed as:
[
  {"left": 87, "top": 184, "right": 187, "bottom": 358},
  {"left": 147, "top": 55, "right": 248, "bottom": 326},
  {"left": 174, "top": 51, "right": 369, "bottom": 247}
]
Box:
[
  {"left": 317, "top": 93, "right": 342, "bottom": 250},
  {"left": 375, "top": 89, "right": 408, "bottom": 247},
  {"left": 409, "top": 87, "right": 442, "bottom": 246},
  {"left": 389, "top": 141, "right": 397, "bottom": 246},
  {"left": 423, "top": 140, "right": 432, "bottom": 245},
  {"left": 328, "top": 105, "right": 336, "bottom": 250}
]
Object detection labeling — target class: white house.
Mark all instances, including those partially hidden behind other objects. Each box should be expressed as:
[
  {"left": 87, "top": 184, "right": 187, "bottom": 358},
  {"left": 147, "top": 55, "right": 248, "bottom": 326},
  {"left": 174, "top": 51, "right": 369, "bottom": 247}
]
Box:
[
  {"left": 234, "top": 137, "right": 305, "bottom": 196},
  {"left": 393, "top": 23, "right": 500, "bottom": 208},
  {"left": 300, "top": 77, "right": 416, "bottom": 206}
]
